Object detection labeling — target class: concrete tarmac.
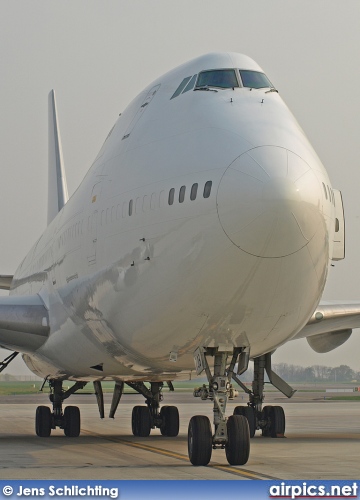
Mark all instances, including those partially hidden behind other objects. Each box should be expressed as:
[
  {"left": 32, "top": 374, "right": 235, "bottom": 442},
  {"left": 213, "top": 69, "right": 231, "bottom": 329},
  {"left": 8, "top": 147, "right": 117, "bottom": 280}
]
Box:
[{"left": 0, "top": 391, "right": 359, "bottom": 480}]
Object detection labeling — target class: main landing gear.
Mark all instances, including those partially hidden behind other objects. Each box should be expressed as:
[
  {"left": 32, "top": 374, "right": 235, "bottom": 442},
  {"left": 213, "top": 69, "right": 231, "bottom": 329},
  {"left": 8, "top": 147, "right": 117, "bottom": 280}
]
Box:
[
  {"left": 35, "top": 380, "right": 86, "bottom": 437},
  {"left": 232, "top": 353, "right": 295, "bottom": 439},
  {"left": 127, "top": 382, "right": 179, "bottom": 437},
  {"left": 35, "top": 378, "right": 179, "bottom": 439},
  {"left": 1, "top": 355, "right": 84, "bottom": 439},
  {"left": 191, "top": 347, "right": 250, "bottom": 466}
]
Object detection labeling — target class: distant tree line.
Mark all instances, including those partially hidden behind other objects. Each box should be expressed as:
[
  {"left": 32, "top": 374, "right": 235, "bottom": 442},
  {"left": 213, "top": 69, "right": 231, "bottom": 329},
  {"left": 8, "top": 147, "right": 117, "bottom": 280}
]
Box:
[
  {"left": 239, "top": 363, "right": 360, "bottom": 383},
  {"left": 0, "top": 374, "right": 41, "bottom": 382}
]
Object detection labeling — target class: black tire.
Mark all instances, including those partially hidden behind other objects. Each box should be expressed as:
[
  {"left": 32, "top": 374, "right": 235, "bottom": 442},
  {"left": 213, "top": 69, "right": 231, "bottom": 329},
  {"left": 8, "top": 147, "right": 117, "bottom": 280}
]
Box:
[
  {"left": 63, "top": 406, "right": 81, "bottom": 437},
  {"left": 188, "top": 415, "right": 212, "bottom": 466},
  {"left": 132, "top": 406, "right": 141, "bottom": 436},
  {"left": 35, "top": 406, "right": 52, "bottom": 437},
  {"left": 160, "top": 405, "right": 169, "bottom": 435},
  {"left": 269, "top": 405, "right": 285, "bottom": 438},
  {"left": 132, "top": 406, "right": 151, "bottom": 437},
  {"left": 225, "top": 415, "right": 250, "bottom": 466},
  {"left": 261, "top": 405, "right": 272, "bottom": 437},
  {"left": 160, "top": 406, "right": 179, "bottom": 437},
  {"left": 234, "top": 406, "right": 256, "bottom": 438}
]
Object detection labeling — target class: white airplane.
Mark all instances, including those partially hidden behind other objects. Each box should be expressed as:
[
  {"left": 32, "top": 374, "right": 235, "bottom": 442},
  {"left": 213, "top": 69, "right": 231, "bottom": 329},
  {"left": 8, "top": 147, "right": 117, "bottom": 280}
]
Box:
[{"left": 0, "top": 52, "right": 359, "bottom": 467}]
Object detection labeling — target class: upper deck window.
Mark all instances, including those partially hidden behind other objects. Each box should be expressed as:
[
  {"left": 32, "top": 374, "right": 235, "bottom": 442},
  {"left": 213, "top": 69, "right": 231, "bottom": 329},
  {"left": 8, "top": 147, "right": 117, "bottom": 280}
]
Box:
[
  {"left": 196, "top": 69, "right": 239, "bottom": 89},
  {"left": 239, "top": 70, "right": 274, "bottom": 89}
]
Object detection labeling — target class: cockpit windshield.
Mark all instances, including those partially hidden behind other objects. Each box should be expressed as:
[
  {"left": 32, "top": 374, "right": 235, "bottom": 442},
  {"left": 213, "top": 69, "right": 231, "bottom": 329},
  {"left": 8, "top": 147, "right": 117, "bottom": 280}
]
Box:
[
  {"left": 239, "top": 70, "right": 274, "bottom": 89},
  {"left": 196, "top": 69, "right": 239, "bottom": 89}
]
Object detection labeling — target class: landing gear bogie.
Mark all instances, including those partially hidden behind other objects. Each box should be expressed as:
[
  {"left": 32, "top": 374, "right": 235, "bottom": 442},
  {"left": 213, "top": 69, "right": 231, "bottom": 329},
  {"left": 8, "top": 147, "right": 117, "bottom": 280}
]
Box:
[
  {"left": 231, "top": 354, "right": 290, "bottom": 439},
  {"left": 128, "top": 383, "right": 180, "bottom": 438},
  {"left": 35, "top": 380, "right": 84, "bottom": 438}
]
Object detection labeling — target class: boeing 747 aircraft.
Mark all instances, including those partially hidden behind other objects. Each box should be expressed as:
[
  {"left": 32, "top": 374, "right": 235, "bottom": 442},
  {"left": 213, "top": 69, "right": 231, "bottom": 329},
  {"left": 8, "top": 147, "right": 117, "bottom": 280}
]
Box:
[{"left": 0, "top": 52, "right": 359, "bottom": 467}]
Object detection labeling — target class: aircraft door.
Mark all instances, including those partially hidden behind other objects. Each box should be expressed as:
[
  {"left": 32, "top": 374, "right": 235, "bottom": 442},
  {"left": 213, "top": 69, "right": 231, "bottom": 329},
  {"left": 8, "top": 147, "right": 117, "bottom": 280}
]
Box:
[
  {"left": 87, "top": 179, "right": 104, "bottom": 265},
  {"left": 331, "top": 189, "right": 345, "bottom": 261},
  {"left": 87, "top": 211, "right": 98, "bottom": 265}
]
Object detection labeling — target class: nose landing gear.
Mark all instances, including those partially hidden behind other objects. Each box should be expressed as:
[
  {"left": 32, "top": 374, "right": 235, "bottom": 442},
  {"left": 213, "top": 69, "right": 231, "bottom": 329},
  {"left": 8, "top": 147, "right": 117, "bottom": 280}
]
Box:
[{"left": 190, "top": 347, "right": 250, "bottom": 466}]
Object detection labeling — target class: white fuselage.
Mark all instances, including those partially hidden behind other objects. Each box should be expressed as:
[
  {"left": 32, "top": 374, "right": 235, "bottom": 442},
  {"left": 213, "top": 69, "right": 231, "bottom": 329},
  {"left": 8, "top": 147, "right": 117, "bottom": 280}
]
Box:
[{"left": 11, "top": 53, "right": 336, "bottom": 381}]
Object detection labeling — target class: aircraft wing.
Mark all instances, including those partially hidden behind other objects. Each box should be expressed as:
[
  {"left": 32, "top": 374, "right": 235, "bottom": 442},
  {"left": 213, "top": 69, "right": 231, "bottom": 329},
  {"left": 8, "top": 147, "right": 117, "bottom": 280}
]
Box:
[
  {"left": 292, "top": 302, "right": 360, "bottom": 353},
  {"left": 0, "top": 294, "right": 49, "bottom": 352}
]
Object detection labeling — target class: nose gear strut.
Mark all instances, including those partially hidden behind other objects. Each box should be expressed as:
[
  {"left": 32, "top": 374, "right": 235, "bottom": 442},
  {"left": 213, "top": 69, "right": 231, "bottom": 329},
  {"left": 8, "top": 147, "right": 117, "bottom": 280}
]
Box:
[{"left": 190, "top": 346, "right": 250, "bottom": 466}]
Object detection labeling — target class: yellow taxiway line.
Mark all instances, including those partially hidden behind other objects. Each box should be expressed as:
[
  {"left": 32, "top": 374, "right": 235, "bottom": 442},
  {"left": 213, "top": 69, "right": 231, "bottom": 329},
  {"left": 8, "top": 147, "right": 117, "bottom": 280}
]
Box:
[{"left": 82, "top": 430, "right": 278, "bottom": 480}]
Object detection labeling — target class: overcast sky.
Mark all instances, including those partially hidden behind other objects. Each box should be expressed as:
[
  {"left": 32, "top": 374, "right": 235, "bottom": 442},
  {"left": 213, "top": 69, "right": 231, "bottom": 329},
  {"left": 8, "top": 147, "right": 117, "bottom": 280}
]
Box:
[{"left": 1, "top": 0, "right": 360, "bottom": 375}]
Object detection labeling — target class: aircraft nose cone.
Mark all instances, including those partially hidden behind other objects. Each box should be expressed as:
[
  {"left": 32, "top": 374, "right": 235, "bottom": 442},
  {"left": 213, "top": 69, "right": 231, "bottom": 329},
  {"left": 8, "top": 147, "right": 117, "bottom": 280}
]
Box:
[{"left": 217, "top": 146, "right": 323, "bottom": 258}]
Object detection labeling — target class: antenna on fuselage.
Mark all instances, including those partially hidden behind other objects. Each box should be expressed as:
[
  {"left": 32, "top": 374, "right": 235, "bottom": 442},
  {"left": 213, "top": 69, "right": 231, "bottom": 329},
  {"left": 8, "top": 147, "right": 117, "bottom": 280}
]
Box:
[{"left": 47, "top": 89, "right": 69, "bottom": 225}]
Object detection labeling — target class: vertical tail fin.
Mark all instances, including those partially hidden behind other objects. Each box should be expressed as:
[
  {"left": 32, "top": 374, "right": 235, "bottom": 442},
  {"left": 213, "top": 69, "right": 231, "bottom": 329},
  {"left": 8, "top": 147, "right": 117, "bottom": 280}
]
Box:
[{"left": 47, "top": 90, "right": 69, "bottom": 225}]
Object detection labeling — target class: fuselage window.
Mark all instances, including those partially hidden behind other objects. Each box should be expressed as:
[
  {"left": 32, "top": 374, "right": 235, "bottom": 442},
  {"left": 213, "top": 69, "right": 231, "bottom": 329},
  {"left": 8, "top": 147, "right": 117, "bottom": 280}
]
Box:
[
  {"left": 168, "top": 188, "right": 175, "bottom": 205},
  {"left": 203, "top": 181, "right": 212, "bottom": 198},
  {"left": 239, "top": 70, "right": 274, "bottom": 89},
  {"left": 179, "top": 185, "right": 186, "bottom": 203},
  {"left": 190, "top": 183, "right": 198, "bottom": 200},
  {"left": 322, "top": 182, "right": 328, "bottom": 200},
  {"left": 196, "top": 69, "right": 239, "bottom": 89},
  {"left": 129, "top": 199, "right": 133, "bottom": 216}
]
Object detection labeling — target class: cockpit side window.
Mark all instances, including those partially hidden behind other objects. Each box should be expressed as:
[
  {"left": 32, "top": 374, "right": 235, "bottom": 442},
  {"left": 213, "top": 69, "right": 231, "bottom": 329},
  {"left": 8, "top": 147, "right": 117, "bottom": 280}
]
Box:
[
  {"left": 196, "top": 69, "right": 239, "bottom": 89},
  {"left": 239, "top": 70, "right": 274, "bottom": 89}
]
